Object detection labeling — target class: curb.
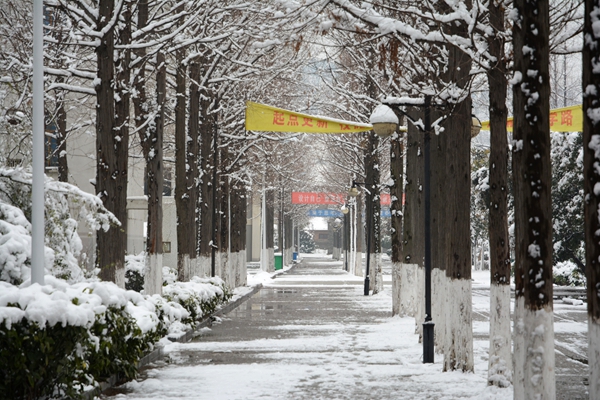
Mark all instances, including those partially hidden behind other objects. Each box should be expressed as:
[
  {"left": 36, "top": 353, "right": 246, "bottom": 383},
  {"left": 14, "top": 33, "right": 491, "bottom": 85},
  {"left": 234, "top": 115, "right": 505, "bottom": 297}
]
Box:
[{"left": 84, "top": 283, "right": 263, "bottom": 399}]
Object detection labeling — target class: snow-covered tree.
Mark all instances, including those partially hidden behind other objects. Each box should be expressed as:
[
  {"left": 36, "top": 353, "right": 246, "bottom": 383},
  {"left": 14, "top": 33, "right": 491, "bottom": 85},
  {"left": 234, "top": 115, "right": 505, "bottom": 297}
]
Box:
[
  {"left": 511, "top": 1, "right": 555, "bottom": 397},
  {"left": 582, "top": 1, "right": 600, "bottom": 398}
]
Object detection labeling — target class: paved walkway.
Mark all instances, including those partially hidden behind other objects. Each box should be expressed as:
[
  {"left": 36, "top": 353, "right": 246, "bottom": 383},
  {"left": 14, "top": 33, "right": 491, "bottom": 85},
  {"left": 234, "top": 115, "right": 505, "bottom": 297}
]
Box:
[{"left": 101, "top": 257, "right": 586, "bottom": 399}]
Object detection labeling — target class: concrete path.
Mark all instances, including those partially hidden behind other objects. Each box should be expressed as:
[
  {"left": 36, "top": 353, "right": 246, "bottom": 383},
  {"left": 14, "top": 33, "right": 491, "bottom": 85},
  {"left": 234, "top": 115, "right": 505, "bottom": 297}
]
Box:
[{"left": 101, "top": 257, "right": 587, "bottom": 399}]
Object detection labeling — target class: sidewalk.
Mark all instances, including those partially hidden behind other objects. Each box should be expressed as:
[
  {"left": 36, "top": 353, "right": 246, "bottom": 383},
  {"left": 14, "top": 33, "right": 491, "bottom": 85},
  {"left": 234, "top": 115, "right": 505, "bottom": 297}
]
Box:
[{"left": 100, "top": 257, "right": 582, "bottom": 399}]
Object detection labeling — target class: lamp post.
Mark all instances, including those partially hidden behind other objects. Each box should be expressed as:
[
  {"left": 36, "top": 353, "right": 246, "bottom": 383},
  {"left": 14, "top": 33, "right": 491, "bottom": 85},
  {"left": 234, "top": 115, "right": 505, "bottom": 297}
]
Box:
[{"left": 370, "top": 96, "right": 481, "bottom": 364}]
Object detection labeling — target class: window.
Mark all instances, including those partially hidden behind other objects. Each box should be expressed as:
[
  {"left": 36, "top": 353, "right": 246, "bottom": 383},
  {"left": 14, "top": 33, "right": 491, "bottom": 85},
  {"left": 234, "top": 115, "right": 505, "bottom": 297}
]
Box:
[
  {"left": 318, "top": 233, "right": 329, "bottom": 240},
  {"left": 162, "top": 242, "right": 171, "bottom": 253}
]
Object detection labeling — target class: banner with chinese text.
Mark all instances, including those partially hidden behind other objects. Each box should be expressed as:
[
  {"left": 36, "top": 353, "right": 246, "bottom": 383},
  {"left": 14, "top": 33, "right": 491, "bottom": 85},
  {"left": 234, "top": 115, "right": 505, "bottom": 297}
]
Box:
[
  {"left": 292, "top": 192, "right": 391, "bottom": 206},
  {"left": 480, "top": 104, "right": 582, "bottom": 132},
  {"left": 246, "top": 101, "right": 373, "bottom": 133}
]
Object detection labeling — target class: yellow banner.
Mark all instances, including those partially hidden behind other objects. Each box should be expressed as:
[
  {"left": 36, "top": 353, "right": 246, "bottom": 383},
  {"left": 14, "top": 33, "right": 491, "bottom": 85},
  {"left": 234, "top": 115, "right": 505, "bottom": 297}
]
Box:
[
  {"left": 245, "top": 101, "right": 373, "bottom": 133},
  {"left": 481, "top": 104, "right": 583, "bottom": 132}
]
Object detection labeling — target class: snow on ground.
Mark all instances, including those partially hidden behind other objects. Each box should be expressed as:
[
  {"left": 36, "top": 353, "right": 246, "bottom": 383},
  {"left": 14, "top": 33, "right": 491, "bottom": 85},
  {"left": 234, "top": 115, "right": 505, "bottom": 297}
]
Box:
[{"left": 104, "top": 260, "right": 514, "bottom": 400}]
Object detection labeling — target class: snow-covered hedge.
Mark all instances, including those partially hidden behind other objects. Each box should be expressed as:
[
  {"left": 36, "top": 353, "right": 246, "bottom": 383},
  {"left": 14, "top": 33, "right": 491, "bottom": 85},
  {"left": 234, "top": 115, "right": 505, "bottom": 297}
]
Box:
[
  {"left": 553, "top": 260, "right": 586, "bottom": 287},
  {"left": 0, "top": 168, "right": 234, "bottom": 398},
  {"left": 0, "top": 275, "right": 232, "bottom": 399}
]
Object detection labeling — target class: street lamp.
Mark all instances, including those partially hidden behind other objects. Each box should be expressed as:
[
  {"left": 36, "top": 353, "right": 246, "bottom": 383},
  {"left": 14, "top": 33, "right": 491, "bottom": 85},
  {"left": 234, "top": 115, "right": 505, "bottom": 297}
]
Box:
[
  {"left": 373, "top": 95, "right": 435, "bottom": 362},
  {"left": 371, "top": 96, "right": 482, "bottom": 364},
  {"left": 348, "top": 180, "right": 373, "bottom": 296}
]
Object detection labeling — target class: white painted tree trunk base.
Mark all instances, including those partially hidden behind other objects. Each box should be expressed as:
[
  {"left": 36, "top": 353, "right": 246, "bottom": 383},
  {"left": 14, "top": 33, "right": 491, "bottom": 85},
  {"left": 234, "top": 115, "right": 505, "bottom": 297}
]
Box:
[
  {"left": 514, "top": 299, "right": 555, "bottom": 398},
  {"left": 144, "top": 253, "right": 163, "bottom": 295},
  {"left": 433, "top": 268, "right": 447, "bottom": 352},
  {"left": 443, "top": 278, "right": 474, "bottom": 372},
  {"left": 488, "top": 283, "right": 512, "bottom": 387},
  {"left": 196, "top": 255, "right": 211, "bottom": 278},
  {"left": 392, "top": 261, "right": 402, "bottom": 316},
  {"left": 415, "top": 266, "right": 424, "bottom": 340},
  {"left": 115, "top": 267, "right": 125, "bottom": 289},
  {"left": 178, "top": 254, "right": 192, "bottom": 281},
  {"left": 267, "top": 248, "right": 274, "bottom": 272},
  {"left": 589, "top": 317, "right": 600, "bottom": 399},
  {"left": 513, "top": 296, "right": 525, "bottom": 399},
  {"left": 371, "top": 253, "right": 383, "bottom": 294},
  {"left": 354, "top": 252, "right": 363, "bottom": 277},
  {"left": 230, "top": 250, "right": 247, "bottom": 287},
  {"left": 400, "top": 263, "right": 418, "bottom": 317}
]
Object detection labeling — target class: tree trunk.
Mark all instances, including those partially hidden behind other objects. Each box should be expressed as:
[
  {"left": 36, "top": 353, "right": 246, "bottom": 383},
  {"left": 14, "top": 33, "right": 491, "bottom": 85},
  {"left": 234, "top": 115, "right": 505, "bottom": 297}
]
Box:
[
  {"left": 402, "top": 110, "right": 424, "bottom": 333},
  {"left": 55, "top": 84, "right": 68, "bottom": 182},
  {"left": 198, "top": 92, "right": 214, "bottom": 276},
  {"left": 442, "top": 97, "right": 474, "bottom": 373},
  {"left": 266, "top": 189, "right": 275, "bottom": 272},
  {"left": 96, "top": 0, "right": 126, "bottom": 286},
  {"left": 218, "top": 145, "right": 230, "bottom": 286},
  {"left": 144, "top": 47, "right": 164, "bottom": 295},
  {"left": 175, "top": 53, "right": 193, "bottom": 281},
  {"left": 582, "top": 1, "right": 600, "bottom": 398},
  {"left": 230, "top": 178, "right": 247, "bottom": 287},
  {"left": 365, "top": 132, "right": 381, "bottom": 294},
  {"left": 391, "top": 129, "right": 404, "bottom": 316},
  {"left": 512, "top": 1, "right": 554, "bottom": 397},
  {"left": 486, "top": 0, "right": 512, "bottom": 387},
  {"left": 354, "top": 194, "right": 363, "bottom": 276},
  {"left": 431, "top": 108, "right": 447, "bottom": 352}
]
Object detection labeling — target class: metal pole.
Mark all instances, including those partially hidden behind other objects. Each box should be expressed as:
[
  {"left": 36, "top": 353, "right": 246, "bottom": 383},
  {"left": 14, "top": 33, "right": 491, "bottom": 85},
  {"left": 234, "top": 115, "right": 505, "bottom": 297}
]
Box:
[
  {"left": 422, "top": 95, "right": 434, "bottom": 363},
  {"left": 31, "top": 0, "right": 45, "bottom": 285}
]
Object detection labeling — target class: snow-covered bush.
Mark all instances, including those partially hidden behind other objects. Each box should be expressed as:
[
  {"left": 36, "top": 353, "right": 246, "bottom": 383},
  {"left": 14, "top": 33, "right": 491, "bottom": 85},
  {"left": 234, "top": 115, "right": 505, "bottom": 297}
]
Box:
[
  {"left": 125, "top": 253, "right": 146, "bottom": 292},
  {"left": 0, "top": 274, "right": 233, "bottom": 398},
  {"left": 162, "top": 266, "right": 178, "bottom": 285},
  {"left": 553, "top": 260, "right": 586, "bottom": 287},
  {"left": 163, "top": 276, "right": 233, "bottom": 327},
  {"left": 0, "top": 168, "right": 119, "bottom": 284}
]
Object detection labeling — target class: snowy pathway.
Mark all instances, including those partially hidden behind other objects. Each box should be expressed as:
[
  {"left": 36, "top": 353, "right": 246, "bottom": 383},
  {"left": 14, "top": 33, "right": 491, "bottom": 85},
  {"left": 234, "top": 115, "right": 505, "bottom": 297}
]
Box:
[{"left": 100, "top": 257, "right": 584, "bottom": 399}]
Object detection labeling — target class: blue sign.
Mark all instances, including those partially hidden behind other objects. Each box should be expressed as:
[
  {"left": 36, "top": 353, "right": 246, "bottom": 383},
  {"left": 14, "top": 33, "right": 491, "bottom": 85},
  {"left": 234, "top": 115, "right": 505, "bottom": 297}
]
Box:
[{"left": 307, "top": 209, "right": 343, "bottom": 218}]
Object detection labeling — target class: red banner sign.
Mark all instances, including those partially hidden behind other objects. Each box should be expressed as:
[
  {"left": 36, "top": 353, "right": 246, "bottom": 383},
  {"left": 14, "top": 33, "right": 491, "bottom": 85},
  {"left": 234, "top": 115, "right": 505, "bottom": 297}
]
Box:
[{"left": 292, "top": 192, "right": 391, "bottom": 206}]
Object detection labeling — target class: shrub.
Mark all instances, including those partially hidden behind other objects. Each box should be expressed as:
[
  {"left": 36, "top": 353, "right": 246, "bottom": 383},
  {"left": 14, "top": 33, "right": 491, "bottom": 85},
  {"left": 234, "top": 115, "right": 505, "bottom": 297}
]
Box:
[
  {"left": 0, "top": 275, "right": 229, "bottom": 398},
  {"left": 553, "top": 260, "right": 586, "bottom": 287}
]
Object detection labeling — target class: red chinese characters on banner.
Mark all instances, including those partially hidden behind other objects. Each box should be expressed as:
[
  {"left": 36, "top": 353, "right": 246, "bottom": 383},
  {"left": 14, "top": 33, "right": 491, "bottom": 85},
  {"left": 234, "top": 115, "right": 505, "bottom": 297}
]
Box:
[
  {"left": 561, "top": 110, "right": 573, "bottom": 126},
  {"left": 273, "top": 112, "right": 285, "bottom": 126},
  {"left": 291, "top": 192, "right": 391, "bottom": 205}
]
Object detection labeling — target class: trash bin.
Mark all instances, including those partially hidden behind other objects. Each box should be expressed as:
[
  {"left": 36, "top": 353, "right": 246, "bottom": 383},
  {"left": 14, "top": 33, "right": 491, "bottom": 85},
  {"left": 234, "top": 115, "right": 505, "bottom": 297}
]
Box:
[
  {"left": 292, "top": 252, "right": 298, "bottom": 261},
  {"left": 274, "top": 254, "right": 283, "bottom": 270}
]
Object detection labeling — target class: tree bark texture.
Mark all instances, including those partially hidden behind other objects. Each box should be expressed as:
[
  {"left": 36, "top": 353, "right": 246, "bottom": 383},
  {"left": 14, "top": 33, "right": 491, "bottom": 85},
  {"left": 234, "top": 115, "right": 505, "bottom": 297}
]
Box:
[
  {"left": 583, "top": 1, "right": 600, "bottom": 397},
  {"left": 486, "top": 0, "right": 512, "bottom": 387},
  {"left": 402, "top": 111, "right": 424, "bottom": 329},
  {"left": 354, "top": 194, "right": 363, "bottom": 277},
  {"left": 365, "top": 132, "right": 381, "bottom": 293},
  {"left": 175, "top": 56, "right": 194, "bottom": 281},
  {"left": 55, "top": 83, "right": 68, "bottom": 182},
  {"left": 95, "top": 0, "right": 126, "bottom": 286},
  {"left": 142, "top": 45, "right": 165, "bottom": 294},
  {"left": 512, "top": 1, "right": 555, "bottom": 397},
  {"left": 198, "top": 92, "right": 214, "bottom": 276},
  {"left": 430, "top": 107, "right": 447, "bottom": 352},
  {"left": 266, "top": 189, "right": 275, "bottom": 272},
  {"left": 230, "top": 179, "right": 247, "bottom": 287},
  {"left": 218, "top": 145, "right": 229, "bottom": 285},
  {"left": 391, "top": 130, "right": 404, "bottom": 316}
]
